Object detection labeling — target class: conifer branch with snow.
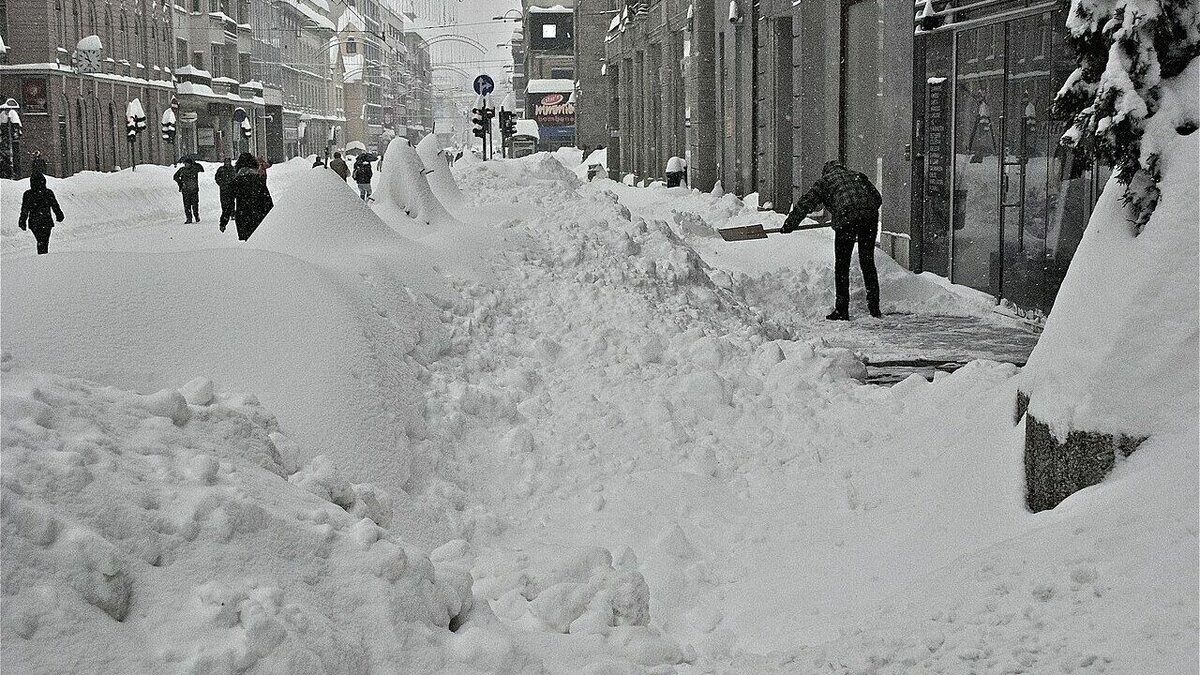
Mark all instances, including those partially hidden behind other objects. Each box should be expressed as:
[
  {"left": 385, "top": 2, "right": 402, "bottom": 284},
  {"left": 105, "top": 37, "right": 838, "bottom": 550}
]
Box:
[{"left": 1052, "top": 0, "right": 1200, "bottom": 229}]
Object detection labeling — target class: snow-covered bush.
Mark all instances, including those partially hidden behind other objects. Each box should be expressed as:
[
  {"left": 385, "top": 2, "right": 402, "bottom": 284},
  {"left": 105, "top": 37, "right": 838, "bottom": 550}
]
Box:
[{"left": 1053, "top": 0, "right": 1200, "bottom": 227}]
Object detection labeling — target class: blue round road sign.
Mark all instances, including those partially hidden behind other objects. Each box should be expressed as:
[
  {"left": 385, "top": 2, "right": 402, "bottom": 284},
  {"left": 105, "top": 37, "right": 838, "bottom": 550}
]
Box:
[{"left": 473, "top": 74, "right": 495, "bottom": 96}]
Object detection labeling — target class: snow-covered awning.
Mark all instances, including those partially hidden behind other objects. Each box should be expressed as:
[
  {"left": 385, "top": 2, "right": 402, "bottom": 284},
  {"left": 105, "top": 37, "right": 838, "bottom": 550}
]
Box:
[
  {"left": 526, "top": 78, "right": 574, "bottom": 94},
  {"left": 515, "top": 119, "right": 539, "bottom": 140}
]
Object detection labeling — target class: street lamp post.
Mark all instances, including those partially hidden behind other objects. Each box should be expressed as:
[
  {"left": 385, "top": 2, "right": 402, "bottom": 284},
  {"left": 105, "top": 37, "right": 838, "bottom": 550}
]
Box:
[{"left": 0, "top": 98, "right": 23, "bottom": 179}]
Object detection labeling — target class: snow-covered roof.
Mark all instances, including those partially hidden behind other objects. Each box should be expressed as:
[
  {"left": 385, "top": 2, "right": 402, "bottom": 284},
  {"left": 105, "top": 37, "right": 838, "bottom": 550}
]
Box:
[
  {"left": 338, "top": 6, "right": 366, "bottom": 31},
  {"left": 528, "top": 4, "right": 572, "bottom": 13},
  {"left": 279, "top": 0, "right": 335, "bottom": 31},
  {"left": 515, "top": 119, "right": 539, "bottom": 139},
  {"left": 526, "top": 78, "right": 574, "bottom": 94},
  {"left": 175, "top": 65, "right": 213, "bottom": 79},
  {"left": 212, "top": 76, "right": 239, "bottom": 85}
]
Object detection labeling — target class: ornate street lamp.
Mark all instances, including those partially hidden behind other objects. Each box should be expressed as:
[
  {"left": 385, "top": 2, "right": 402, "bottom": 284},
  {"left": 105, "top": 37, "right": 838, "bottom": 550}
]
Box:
[{"left": 0, "top": 98, "right": 22, "bottom": 179}]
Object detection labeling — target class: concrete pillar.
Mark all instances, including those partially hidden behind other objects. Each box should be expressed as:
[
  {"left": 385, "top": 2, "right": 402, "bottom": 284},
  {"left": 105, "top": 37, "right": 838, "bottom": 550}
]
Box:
[{"left": 687, "top": 0, "right": 717, "bottom": 191}]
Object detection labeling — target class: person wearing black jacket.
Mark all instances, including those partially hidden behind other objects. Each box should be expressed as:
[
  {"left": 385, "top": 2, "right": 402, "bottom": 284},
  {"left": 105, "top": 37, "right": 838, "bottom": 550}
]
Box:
[
  {"left": 353, "top": 155, "right": 374, "bottom": 201},
  {"left": 173, "top": 157, "right": 205, "bottom": 223},
  {"left": 783, "top": 160, "right": 884, "bottom": 320},
  {"left": 29, "top": 150, "right": 48, "bottom": 176},
  {"left": 214, "top": 157, "right": 237, "bottom": 231},
  {"left": 220, "top": 153, "right": 273, "bottom": 241},
  {"left": 18, "top": 173, "right": 65, "bottom": 255}
]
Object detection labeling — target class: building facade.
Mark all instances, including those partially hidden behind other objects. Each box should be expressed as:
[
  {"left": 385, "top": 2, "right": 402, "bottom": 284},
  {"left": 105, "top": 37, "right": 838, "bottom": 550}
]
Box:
[
  {"left": 573, "top": 0, "right": 613, "bottom": 152},
  {"left": 0, "top": 0, "right": 178, "bottom": 176},
  {"left": 400, "top": 30, "right": 431, "bottom": 144},
  {"left": 523, "top": 1, "right": 576, "bottom": 150}
]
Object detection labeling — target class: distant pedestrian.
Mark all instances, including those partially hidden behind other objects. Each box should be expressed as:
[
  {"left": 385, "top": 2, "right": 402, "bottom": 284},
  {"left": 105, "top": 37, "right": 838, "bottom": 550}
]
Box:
[
  {"left": 214, "top": 157, "right": 237, "bottom": 231},
  {"left": 782, "top": 159, "right": 883, "bottom": 320},
  {"left": 220, "top": 153, "right": 273, "bottom": 241},
  {"left": 18, "top": 173, "right": 64, "bottom": 255},
  {"left": 353, "top": 155, "right": 373, "bottom": 201},
  {"left": 257, "top": 155, "right": 270, "bottom": 179},
  {"left": 329, "top": 152, "right": 350, "bottom": 181},
  {"left": 172, "top": 157, "right": 205, "bottom": 223},
  {"left": 312, "top": 155, "right": 326, "bottom": 168},
  {"left": 29, "top": 150, "right": 48, "bottom": 177}
]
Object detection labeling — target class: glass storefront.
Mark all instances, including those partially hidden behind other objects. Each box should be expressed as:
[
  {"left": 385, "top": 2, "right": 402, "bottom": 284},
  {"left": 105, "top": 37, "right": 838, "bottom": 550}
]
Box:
[{"left": 915, "top": 9, "right": 1107, "bottom": 316}]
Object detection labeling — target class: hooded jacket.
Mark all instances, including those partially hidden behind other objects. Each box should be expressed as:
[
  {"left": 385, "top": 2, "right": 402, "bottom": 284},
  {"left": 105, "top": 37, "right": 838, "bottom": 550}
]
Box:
[{"left": 19, "top": 173, "right": 64, "bottom": 231}]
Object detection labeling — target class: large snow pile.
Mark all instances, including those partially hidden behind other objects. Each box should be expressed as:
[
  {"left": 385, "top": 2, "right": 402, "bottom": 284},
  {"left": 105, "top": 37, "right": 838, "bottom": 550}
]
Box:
[
  {"left": 416, "top": 134, "right": 465, "bottom": 209},
  {"left": 0, "top": 358, "right": 484, "bottom": 673},
  {"left": 1019, "top": 59, "right": 1199, "bottom": 439},
  {"left": 374, "top": 137, "right": 456, "bottom": 233}
]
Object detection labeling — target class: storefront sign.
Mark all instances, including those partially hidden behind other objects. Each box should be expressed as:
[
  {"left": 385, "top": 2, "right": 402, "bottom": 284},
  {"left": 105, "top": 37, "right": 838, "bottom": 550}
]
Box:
[
  {"left": 923, "top": 77, "right": 952, "bottom": 254},
  {"left": 21, "top": 78, "right": 48, "bottom": 114},
  {"left": 529, "top": 92, "right": 575, "bottom": 128}
]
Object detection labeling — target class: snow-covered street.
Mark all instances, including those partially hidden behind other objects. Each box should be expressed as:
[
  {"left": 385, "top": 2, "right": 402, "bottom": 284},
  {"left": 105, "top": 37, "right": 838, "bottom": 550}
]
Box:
[{"left": 1, "top": 145, "right": 1196, "bottom": 673}]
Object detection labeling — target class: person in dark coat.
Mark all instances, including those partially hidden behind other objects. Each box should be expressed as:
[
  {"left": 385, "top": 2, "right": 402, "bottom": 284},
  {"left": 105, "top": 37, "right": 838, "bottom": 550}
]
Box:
[
  {"left": 18, "top": 173, "right": 65, "bottom": 255},
  {"left": 312, "top": 155, "right": 326, "bottom": 168},
  {"left": 214, "top": 157, "right": 236, "bottom": 231},
  {"left": 29, "top": 150, "right": 48, "bottom": 176},
  {"left": 172, "top": 157, "right": 205, "bottom": 223},
  {"left": 782, "top": 159, "right": 883, "bottom": 320},
  {"left": 353, "top": 155, "right": 373, "bottom": 201},
  {"left": 220, "top": 153, "right": 273, "bottom": 241},
  {"left": 328, "top": 152, "right": 349, "bottom": 181}
]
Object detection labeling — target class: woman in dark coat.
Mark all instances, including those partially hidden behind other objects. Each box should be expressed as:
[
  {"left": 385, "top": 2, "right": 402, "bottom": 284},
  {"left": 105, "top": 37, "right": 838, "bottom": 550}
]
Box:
[
  {"left": 220, "top": 153, "right": 273, "bottom": 241},
  {"left": 18, "top": 173, "right": 65, "bottom": 254}
]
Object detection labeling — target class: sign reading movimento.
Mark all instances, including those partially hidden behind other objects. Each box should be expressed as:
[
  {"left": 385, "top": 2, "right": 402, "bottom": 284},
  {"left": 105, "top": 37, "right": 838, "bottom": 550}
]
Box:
[{"left": 529, "top": 92, "right": 575, "bottom": 129}]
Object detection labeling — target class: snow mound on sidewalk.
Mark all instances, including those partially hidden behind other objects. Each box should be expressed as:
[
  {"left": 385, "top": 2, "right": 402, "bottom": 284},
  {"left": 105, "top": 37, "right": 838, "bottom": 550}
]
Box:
[
  {"left": 416, "top": 134, "right": 465, "bottom": 208},
  {"left": 1019, "top": 59, "right": 1200, "bottom": 439},
  {"left": 375, "top": 137, "right": 456, "bottom": 232},
  {"left": 255, "top": 168, "right": 407, "bottom": 249},
  {"left": 0, "top": 360, "right": 497, "bottom": 674}
]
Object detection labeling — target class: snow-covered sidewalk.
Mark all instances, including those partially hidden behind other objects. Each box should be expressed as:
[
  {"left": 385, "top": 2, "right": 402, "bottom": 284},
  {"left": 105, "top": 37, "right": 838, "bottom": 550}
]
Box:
[{"left": 1, "top": 150, "right": 1194, "bottom": 674}]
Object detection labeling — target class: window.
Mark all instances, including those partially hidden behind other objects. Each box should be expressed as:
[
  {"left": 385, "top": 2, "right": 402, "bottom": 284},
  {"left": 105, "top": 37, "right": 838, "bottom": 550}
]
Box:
[
  {"left": 550, "top": 67, "right": 573, "bottom": 79},
  {"left": 193, "top": 50, "right": 204, "bottom": 70},
  {"left": 345, "top": 38, "right": 357, "bottom": 53},
  {"left": 191, "top": 0, "right": 200, "bottom": 13},
  {"left": 542, "top": 23, "right": 556, "bottom": 39}
]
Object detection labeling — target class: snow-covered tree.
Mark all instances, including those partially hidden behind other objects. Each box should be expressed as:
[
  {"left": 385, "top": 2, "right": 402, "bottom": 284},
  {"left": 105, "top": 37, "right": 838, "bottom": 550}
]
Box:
[{"left": 1053, "top": 0, "right": 1200, "bottom": 228}]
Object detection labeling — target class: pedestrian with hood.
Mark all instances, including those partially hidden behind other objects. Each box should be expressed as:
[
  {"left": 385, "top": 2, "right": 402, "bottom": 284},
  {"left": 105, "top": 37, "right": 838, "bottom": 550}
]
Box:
[
  {"left": 173, "top": 157, "right": 205, "bottom": 223},
  {"left": 353, "top": 154, "right": 374, "bottom": 201},
  {"left": 329, "top": 151, "right": 349, "bottom": 181},
  {"left": 29, "top": 150, "right": 48, "bottom": 176},
  {"left": 18, "top": 173, "right": 65, "bottom": 255},
  {"left": 782, "top": 159, "right": 883, "bottom": 320},
  {"left": 214, "top": 157, "right": 236, "bottom": 231},
  {"left": 220, "top": 152, "right": 273, "bottom": 241},
  {"left": 312, "top": 154, "right": 326, "bottom": 168}
]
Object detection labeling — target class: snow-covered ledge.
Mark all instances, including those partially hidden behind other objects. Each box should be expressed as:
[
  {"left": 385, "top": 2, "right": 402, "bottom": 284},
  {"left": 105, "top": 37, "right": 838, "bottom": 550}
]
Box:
[{"left": 1016, "top": 59, "right": 1199, "bottom": 512}]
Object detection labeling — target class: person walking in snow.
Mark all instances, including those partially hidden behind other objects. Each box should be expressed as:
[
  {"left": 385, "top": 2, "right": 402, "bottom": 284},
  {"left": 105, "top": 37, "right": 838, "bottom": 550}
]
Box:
[
  {"left": 353, "top": 155, "right": 374, "bottom": 201},
  {"left": 29, "top": 150, "right": 48, "bottom": 177},
  {"left": 329, "top": 151, "right": 350, "bottom": 181},
  {"left": 312, "top": 155, "right": 326, "bottom": 168},
  {"left": 214, "top": 157, "right": 237, "bottom": 230},
  {"left": 220, "top": 153, "right": 273, "bottom": 241},
  {"left": 256, "top": 155, "right": 271, "bottom": 179},
  {"left": 173, "top": 157, "right": 205, "bottom": 223},
  {"left": 782, "top": 159, "right": 883, "bottom": 321},
  {"left": 17, "top": 172, "right": 64, "bottom": 255}
]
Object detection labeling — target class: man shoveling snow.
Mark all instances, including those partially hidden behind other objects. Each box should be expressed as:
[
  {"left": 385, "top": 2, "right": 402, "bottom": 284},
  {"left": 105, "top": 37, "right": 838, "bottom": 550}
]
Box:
[{"left": 782, "top": 159, "right": 883, "bottom": 320}]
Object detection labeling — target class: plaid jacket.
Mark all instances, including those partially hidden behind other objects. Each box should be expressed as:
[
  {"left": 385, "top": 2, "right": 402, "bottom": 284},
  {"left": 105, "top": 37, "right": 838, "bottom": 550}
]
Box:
[{"left": 788, "top": 166, "right": 882, "bottom": 231}]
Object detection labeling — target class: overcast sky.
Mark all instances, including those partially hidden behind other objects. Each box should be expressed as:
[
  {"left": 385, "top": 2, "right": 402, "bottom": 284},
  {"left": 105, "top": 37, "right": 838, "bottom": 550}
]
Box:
[{"left": 417, "top": 0, "right": 521, "bottom": 92}]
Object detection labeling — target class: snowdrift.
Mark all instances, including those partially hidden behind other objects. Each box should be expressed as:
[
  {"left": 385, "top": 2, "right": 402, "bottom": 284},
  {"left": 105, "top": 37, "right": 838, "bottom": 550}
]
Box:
[
  {"left": 374, "top": 137, "right": 456, "bottom": 235},
  {"left": 416, "top": 134, "right": 465, "bottom": 208},
  {"left": 0, "top": 247, "right": 446, "bottom": 506},
  {"left": 0, "top": 360, "right": 484, "bottom": 673},
  {"left": 1020, "top": 59, "right": 1200, "bottom": 440}
]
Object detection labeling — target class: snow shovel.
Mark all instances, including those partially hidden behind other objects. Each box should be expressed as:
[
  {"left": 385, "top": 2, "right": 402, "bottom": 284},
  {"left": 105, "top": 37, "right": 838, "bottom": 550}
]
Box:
[{"left": 718, "top": 221, "right": 830, "bottom": 242}]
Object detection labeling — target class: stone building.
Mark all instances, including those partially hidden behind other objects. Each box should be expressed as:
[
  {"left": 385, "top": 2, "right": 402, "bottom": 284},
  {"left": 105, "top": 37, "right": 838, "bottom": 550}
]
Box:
[
  {"left": 0, "top": 0, "right": 178, "bottom": 176},
  {"left": 400, "top": 31, "right": 432, "bottom": 144},
  {"left": 572, "top": 0, "right": 614, "bottom": 153},
  {"left": 170, "top": 0, "right": 269, "bottom": 161},
  {"left": 522, "top": 1, "right": 576, "bottom": 150}
]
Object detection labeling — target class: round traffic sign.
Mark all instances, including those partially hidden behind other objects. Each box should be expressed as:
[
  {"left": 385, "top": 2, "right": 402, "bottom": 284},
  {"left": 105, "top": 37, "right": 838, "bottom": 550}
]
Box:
[{"left": 473, "top": 74, "right": 495, "bottom": 96}]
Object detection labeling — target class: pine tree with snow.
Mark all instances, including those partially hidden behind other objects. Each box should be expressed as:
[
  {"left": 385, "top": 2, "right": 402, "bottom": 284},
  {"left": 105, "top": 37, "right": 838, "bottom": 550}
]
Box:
[{"left": 1053, "top": 0, "right": 1200, "bottom": 229}]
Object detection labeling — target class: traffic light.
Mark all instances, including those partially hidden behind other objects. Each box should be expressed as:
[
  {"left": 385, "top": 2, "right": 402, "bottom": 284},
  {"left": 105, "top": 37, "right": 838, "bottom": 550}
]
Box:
[
  {"left": 471, "top": 105, "right": 487, "bottom": 140},
  {"left": 499, "top": 110, "right": 516, "bottom": 137}
]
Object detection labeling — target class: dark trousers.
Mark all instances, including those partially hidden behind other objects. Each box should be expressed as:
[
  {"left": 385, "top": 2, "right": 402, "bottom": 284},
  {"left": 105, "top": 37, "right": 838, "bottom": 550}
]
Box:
[
  {"left": 182, "top": 191, "right": 199, "bottom": 221},
  {"left": 834, "top": 223, "right": 881, "bottom": 315},
  {"left": 219, "top": 189, "right": 235, "bottom": 222},
  {"left": 31, "top": 228, "right": 51, "bottom": 255},
  {"left": 665, "top": 171, "right": 686, "bottom": 188}
]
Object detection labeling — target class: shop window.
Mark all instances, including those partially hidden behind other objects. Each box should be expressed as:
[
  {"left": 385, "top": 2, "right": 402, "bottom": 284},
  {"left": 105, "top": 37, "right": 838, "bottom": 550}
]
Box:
[{"left": 542, "top": 23, "right": 557, "bottom": 39}]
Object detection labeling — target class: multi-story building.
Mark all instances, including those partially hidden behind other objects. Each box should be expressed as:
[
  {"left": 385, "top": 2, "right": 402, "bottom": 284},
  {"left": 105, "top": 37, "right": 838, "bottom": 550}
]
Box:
[
  {"left": 573, "top": 0, "right": 613, "bottom": 153},
  {"left": 522, "top": 1, "right": 575, "bottom": 150},
  {"left": 400, "top": 30, "right": 431, "bottom": 144},
  {"left": 336, "top": 0, "right": 387, "bottom": 151},
  {"left": 603, "top": 0, "right": 1105, "bottom": 316},
  {"left": 248, "top": 0, "right": 344, "bottom": 161},
  {"left": 0, "top": 0, "right": 177, "bottom": 176},
  {"left": 171, "top": 0, "right": 269, "bottom": 161}
]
